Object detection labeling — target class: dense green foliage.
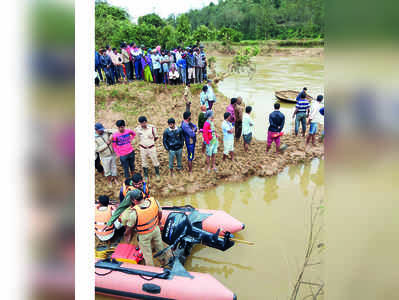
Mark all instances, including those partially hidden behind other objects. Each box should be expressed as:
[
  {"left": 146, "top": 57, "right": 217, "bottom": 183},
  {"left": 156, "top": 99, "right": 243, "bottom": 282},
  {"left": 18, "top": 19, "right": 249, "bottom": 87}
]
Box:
[
  {"left": 185, "top": 0, "right": 324, "bottom": 40},
  {"left": 95, "top": 0, "right": 323, "bottom": 50}
]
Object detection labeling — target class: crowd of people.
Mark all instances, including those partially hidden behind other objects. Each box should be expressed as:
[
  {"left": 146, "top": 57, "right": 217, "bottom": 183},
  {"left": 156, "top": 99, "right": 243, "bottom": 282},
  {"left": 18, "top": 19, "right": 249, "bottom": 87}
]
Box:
[
  {"left": 95, "top": 84, "right": 324, "bottom": 266},
  {"left": 95, "top": 43, "right": 208, "bottom": 86}
]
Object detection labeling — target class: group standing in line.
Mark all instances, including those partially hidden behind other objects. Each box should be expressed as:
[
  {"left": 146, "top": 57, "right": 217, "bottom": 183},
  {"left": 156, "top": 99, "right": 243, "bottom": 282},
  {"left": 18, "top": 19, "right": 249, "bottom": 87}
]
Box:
[{"left": 95, "top": 43, "right": 208, "bottom": 86}]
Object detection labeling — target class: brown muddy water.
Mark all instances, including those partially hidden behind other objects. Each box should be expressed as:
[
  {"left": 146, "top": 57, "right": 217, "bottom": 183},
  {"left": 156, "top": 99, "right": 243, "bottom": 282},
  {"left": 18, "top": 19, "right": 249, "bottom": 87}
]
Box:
[
  {"left": 97, "top": 159, "right": 324, "bottom": 300},
  {"left": 216, "top": 55, "right": 324, "bottom": 140},
  {"left": 97, "top": 55, "right": 324, "bottom": 300}
]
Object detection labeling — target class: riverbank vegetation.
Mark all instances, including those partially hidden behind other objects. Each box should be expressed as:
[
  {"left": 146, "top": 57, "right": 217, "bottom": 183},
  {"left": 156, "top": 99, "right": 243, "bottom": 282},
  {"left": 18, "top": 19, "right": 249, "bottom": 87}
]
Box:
[{"left": 95, "top": 0, "right": 324, "bottom": 49}]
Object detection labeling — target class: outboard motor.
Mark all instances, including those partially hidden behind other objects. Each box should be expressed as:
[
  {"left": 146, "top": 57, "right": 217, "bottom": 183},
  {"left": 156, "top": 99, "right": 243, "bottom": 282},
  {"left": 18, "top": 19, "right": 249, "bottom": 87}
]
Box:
[
  {"left": 156, "top": 212, "right": 235, "bottom": 265},
  {"left": 161, "top": 212, "right": 192, "bottom": 245}
]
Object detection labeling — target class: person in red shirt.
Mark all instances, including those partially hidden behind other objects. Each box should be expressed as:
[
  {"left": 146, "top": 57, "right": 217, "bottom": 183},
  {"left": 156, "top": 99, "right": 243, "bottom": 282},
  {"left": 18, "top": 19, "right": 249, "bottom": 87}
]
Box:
[{"left": 202, "top": 110, "right": 219, "bottom": 172}]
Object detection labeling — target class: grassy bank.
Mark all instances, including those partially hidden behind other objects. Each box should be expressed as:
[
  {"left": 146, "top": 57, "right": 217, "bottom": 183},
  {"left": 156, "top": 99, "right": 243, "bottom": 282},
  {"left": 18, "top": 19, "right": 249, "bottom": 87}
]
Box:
[
  {"left": 95, "top": 80, "right": 324, "bottom": 202},
  {"left": 204, "top": 40, "right": 324, "bottom": 57},
  {"left": 231, "top": 39, "right": 324, "bottom": 47}
]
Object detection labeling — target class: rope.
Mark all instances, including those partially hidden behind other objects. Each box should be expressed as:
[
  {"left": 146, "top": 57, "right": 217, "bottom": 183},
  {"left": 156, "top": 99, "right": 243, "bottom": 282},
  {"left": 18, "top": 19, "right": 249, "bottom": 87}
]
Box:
[{"left": 95, "top": 270, "right": 113, "bottom": 276}]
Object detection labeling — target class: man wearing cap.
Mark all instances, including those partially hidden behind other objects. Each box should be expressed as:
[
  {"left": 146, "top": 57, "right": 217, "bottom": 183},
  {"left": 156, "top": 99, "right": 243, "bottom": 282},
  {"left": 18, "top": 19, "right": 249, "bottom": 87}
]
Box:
[
  {"left": 202, "top": 110, "right": 219, "bottom": 172},
  {"left": 120, "top": 189, "right": 167, "bottom": 266},
  {"left": 135, "top": 116, "right": 160, "bottom": 180},
  {"left": 95, "top": 123, "right": 118, "bottom": 186}
]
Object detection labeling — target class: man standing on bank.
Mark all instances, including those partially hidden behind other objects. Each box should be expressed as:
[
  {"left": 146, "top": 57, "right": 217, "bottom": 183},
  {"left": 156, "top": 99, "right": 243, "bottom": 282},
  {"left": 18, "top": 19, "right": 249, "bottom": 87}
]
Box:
[
  {"left": 181, "top": 111, "right": 198, "bottom": 174},
  {"left": 267, "top": 103, "right": 285, "bottom": 153},
  {"left": 112, "top": 120, "right": 136, "bottom": 179},
  {"left": 292, "top": 93, "right": 310, "bottom": 137},
  {"left": 163, "top": 118, "right": 184, "bottom": 176},
  {"left": 95, "top": 122, "right": 119, "bottom": 186},
  {"left": 234, "top": 96, "right": 244, "bottom": 141},
  {"left": 135, "top": 116, "right": 161, "bottom": 180}
]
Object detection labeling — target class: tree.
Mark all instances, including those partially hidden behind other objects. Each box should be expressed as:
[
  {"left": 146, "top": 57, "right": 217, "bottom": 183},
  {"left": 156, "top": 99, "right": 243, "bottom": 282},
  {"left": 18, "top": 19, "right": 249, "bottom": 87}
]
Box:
[
  {"left": 217, "top": 27, "right": 243, "bottom": 42},
  {"left": 159, "top": 25, "right": 178, "bottom": 49},
  {"left": 176, "top": 15, "right": 192, "bottom": 45},
  {"left": 95, "top": 1, "right": 129, "bottom": 21},
  {"left": 138, "top": 13, "right": 165, "bottom": 28},
  {"left": 192, "top": 25, "right": 212, "bottom": 42}
]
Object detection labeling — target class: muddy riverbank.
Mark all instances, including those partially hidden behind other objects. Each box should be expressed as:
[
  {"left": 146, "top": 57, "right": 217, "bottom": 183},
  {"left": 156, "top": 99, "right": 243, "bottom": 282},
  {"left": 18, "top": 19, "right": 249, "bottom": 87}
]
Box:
[
  {"left": 95, "top": 80, "right": 324, "bottom": 201},
  {"left": 204, "top": 41, "right": 324, "bottom": 57}
]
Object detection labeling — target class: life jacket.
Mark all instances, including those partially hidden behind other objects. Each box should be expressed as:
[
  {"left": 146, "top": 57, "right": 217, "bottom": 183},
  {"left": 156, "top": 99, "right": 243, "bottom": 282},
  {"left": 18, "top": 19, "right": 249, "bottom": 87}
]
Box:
[
  {"left": 123, "top": 182, "right": 150, "bottom": 198},
  {"left": 95, "top": 205, "right": 114, "bottom": 236},
  {"left": 134, "top": 198, "right": 159, "bottom": 235},
  {"left": 122, "top": 183, "right": 135, "bottom": 197}
]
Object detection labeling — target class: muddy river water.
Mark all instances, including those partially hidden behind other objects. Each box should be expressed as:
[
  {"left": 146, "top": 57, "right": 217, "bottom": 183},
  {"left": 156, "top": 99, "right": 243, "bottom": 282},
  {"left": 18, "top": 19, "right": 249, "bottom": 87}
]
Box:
[
  {"left": 97, "top": 54, "right": 324, "bottom": 300},
  {"left": 216, "top": 55, "right": 324, "bottom": 139}
]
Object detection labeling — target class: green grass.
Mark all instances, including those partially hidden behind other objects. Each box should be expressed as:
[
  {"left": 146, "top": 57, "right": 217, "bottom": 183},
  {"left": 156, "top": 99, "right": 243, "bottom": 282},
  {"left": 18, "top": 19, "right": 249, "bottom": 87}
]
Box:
[
  {"left": 110, "top": 102, "right": 125, "bottom": 112},
  {"left": 205, "top": 39, "right": 324, "bottom": 49},
  {"left": 190, "top": 83, "right": 203, "bottom": 94},
  {"left": 275, "top": 39, "right": 324, "bottom": 47}
]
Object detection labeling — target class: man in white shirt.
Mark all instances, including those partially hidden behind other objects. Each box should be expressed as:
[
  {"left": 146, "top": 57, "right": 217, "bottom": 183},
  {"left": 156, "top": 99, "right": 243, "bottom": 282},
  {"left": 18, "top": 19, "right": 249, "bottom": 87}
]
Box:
[
  {"left": 222, "top": 112, "right": 235, "bottom": 161},
  {"left": 242, "top": 106, "right": 254, "bottom": 152},
  {"left": 306, "top": 95, "right": 324, "bottom": 146}
]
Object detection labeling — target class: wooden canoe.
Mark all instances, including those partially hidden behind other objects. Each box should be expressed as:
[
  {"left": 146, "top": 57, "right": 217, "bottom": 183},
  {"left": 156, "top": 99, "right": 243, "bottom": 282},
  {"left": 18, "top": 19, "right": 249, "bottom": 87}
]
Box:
[{"left": 275, "top": 90, "right": 313, "bottom": 103}]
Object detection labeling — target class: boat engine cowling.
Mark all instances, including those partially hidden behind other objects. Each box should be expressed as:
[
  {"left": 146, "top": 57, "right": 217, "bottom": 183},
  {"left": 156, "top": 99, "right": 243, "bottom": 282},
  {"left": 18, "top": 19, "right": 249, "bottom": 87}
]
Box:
[
  {"left": 161, "top": 212, "right": 235, "bottom": 252},
  {"left": 161, "top": 212, "right": 192, "bottom": 245}
]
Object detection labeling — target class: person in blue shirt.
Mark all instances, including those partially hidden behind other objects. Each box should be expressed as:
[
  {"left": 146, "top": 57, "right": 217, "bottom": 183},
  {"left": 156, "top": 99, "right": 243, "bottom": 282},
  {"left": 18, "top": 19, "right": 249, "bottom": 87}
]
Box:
[
  {"left": 176, "top": 54, "right": 187, "bottom": 85},
  {"left": 100, "top": 50, "right": 114, "bottom": 85},
  {"left": 267, "top": 102, "right": 285, "bottom": 153},
  {"left": 296, "top": 87, "right": 308, "bottom": 100},
  {"left": 319, "top": 107, "right": 325, "bottom": 142},
  {"left": 292, "top": 93, "right": 310, "bottom": 136},
  {"left": 181, "top": 111, "right": 198, "bottom": 174},
  {"left": 95, "top": 50, "right": 103, "bottom": 81}
]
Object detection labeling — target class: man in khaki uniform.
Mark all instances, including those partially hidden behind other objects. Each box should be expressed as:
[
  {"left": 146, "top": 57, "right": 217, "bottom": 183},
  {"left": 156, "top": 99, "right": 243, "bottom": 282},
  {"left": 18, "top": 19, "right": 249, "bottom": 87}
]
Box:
[
  {"left": 95, "top": 123, "right": 118, "bottom": 186},
  {"left": 135, "top": 116, "right": 160, "bottom": 180},
  {"left": 120, "top": 189, "right": 167, "bottom": 266}
]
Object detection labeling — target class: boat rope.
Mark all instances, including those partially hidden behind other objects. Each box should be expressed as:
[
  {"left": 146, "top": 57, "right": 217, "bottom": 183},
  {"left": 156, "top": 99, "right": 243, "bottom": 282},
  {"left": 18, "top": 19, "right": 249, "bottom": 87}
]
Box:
[{"left": 95, "top": 270, "right": 113, "bottom": 276}]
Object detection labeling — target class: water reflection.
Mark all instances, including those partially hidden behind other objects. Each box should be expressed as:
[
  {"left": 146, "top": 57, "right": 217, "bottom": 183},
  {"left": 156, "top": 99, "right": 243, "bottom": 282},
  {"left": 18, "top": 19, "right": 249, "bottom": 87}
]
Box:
[
  {"left": 300, "top": 164, "right": 311, "bottom": 197},
  {"left": 288, "top": 164, "right": 300, "bottom": 182},
  {"left": 264, "top": 176, "right": 279, "bottom": 204}
]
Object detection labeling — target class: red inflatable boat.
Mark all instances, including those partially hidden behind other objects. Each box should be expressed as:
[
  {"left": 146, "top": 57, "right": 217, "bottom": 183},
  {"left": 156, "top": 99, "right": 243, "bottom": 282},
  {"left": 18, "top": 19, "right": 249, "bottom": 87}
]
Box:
[
  {"left": 105, "top": 204, "right": 245, "bottom": 235},
  {"left": 95, "top": 259, "right": 236, "bottom": 300},
  {"left": 160, "top": 205, "right": 245, "bottom": 235},
  {"left": 95, "top": 207, "right": 244, "bottom": 299}
]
